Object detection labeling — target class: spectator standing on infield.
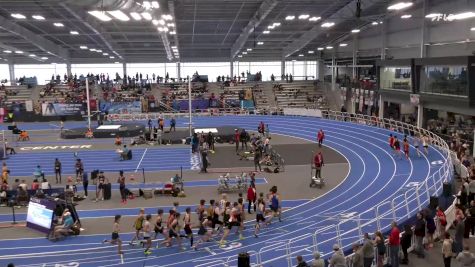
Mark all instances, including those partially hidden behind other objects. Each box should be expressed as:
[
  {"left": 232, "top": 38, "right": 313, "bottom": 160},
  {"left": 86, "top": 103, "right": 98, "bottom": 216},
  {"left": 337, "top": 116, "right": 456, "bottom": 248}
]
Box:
[
  {"left": 54, "top": 158, "right": 62, "bottom": 184},
  {"left": 317, "top": 129, "right": 325, "bottom": 147},
  {"left": 170, "top": 117, "right": 176, "bottom": 132},
  {"left": 414, "top": 211, "right": 426, "bottom": 258},
  {"left": 314, "top": 151, "right": 324, "bottom": 179}
]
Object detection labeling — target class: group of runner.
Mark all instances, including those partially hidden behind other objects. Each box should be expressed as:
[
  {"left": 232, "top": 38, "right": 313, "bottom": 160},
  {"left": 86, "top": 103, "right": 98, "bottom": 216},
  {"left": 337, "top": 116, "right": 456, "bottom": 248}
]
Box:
[
  {"left": 103, "top": 186, "right": 282, "bottom": 255},
  {"left": 388, "top": 133, "right": 430, "bottom": 160}
]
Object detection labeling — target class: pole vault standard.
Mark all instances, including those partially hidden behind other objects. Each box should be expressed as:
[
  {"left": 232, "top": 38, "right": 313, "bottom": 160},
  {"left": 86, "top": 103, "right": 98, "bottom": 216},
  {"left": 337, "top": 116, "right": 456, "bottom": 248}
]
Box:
[
  {"left": 188, "top": 75, "right": 192, "bottom": 137},
  {"left": 85, "top": 78, "right": 91, "bottom": 129}
]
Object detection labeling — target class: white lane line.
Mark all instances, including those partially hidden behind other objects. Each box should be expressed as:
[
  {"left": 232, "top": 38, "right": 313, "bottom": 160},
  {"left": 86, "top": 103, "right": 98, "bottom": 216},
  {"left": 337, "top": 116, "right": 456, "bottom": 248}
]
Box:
[{"left": 135, "top": 148, "right": 147, "bottom": 172}]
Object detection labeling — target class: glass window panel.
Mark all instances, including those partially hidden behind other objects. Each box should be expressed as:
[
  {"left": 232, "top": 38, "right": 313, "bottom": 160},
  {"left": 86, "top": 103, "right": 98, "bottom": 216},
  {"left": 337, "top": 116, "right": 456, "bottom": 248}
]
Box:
[
  {"left": 15, "top": 64, "right": 67, "bottom": 85},
  {"left": 420, "top": 65, "right": 468, "bottom": 96},
  {"left": 181, "top": 62, "right": 230, "bottom": 82},
  {"left": 71, "top": 64, "right": 123, "bottom": 79},
  {"left": 0, "top": 64, "right": 9, "bottom": 84},
  {"left": 379, "top": 67, "right": 411, "bottom": 90}
]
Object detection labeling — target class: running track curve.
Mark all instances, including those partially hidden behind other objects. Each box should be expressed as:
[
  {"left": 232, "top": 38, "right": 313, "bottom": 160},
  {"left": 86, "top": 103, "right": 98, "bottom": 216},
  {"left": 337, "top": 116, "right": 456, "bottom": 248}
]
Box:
[{"left": 0, "top": 115, "right": 449, "bottom": 267}]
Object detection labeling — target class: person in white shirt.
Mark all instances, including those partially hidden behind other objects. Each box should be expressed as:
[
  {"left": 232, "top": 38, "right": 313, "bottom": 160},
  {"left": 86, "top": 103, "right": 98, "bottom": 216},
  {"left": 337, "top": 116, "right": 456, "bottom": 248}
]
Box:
[
  {"left": 18, "top": 180, "right": 28, "bottom": 191},
  {"left": 41, "top": 178, "right": 51, "bottom": 190}
]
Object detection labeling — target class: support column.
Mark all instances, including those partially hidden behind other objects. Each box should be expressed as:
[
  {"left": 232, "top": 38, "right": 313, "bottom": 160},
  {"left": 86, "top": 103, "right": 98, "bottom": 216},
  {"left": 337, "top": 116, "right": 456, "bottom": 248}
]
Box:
[
  {"left": 420, "top": 0, "right": 428, "bottom": 58},
  {"left": 378, "top": 95, "right": 384, "bottom": 119},
  {"left": 417, "top": 104, "right": 423, "bottom": 128},
  {"left": 230, "top": 61, "right": 234, "bottom": 78},
  {"left": 8, "top": 63, "right": 15, "bottom": 85},
  {"left": 352, "top": 35, "right": 358, "bottom": 79},
  {"left": 66, "top": 62, "right": 72, "bottom": 77},
  {"left": 331, "top": 54, "right": 336, "bottom": 91},
  {"left": 122, "top": 62, "right": 127, "bottom": 78},
  {"left": 380, "top": 19, "right": 387, "bottom": 60},
  {"left": 177, "top": 62, "right": 181, "bottom": 81},
  {"left": 316, "top": 59, "right": 325, "bottom": 81},
  {"left": 280, "top": 58, "right": 285, "bottom": 81},
  {"left": 303, "top": 60, "right": 307, "bottom": 80}
]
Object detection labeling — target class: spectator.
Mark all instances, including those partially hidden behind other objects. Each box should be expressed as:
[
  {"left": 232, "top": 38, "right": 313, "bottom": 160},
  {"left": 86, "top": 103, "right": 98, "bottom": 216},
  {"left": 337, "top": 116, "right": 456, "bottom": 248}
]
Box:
[
  {"left": 467, "top": 200, "right": 475, "bottom": 237},
  {"left": 41, "top": 178, "right": 51, "bottom": 190},
  {"left": 374, "top": 231, "right": 385, "bottom": 267},
  {"left": 437, "top": 206, "right": 448, "bottom": 239},
  {"left": 442, "top": 232, "right": 453, "bottom": 267},
  {"left": 54, "top": 158, "right": 62, "bottom": 184},
  {"left": 11, "top": 179, "right": 20, "bottom": 190},
  {"left": 16, "top": 187, "right": 28, "bottom": 205},
  {"left": 414, "top": 211, "right": 426, "bottom": 258},
  {"left": 400, "top": 224, "right": 412, "bottom": 265},
  {"left": 455, "top": 245, "right": 475, "bottom": 266},
  {"left": 31, "top": 179, "right": 40, "bottom": 190},
  {"left": 388, "top": 221, "right": 400, "bottom": 267},
  {"left": 352, "top": 243, "right": 364, "bottom": 267},
  {"left": 296, "top": 255, "right": 308, "bottom": 267},
  {"left": 18, "top": 180, "right": 28, "bottom": 191},
  {"left": 362, "top": 233, "right": 374, "bottom": 267},
  {"left": 311, "top": 252, "right": 324, "bottom": 267},
  {"left": 329, "top": 244, "right": 346, "bottom": 267},
  {"left": 454, "top": 215, "right": 465, "bottom": 255}
]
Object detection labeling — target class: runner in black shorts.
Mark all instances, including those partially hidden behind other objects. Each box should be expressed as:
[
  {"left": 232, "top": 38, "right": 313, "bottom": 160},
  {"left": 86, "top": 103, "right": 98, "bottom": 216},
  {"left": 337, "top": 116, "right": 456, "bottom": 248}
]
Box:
[
  {"left": 153, "top": 209, "right": 166, "bottom": 243},
  {"left": 143, "top": 214, "right": 152, "bottom": 255},
  {"left": 103, "top": 215, "right": 123, "bottom": 255},
  {"left": 212, "top": 201, "right": 223, "bottom": 233},
  {"left": 183, "top": 207, "right": 193, "bottom": 248},
  {"left": 254, "top": 198, "right": 266, "bottom": 238}
]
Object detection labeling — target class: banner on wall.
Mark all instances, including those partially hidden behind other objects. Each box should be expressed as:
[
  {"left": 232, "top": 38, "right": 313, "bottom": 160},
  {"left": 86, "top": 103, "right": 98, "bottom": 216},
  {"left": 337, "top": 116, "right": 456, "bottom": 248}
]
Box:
[
  {"left": 41, "top": 103, "right": 86, "bottom": 116},
  {"left": 25, "top": 100, "right": 33, "bottom": 112},
  {"left": 100, "top": 101, "right": 142, "bottom": 114}
]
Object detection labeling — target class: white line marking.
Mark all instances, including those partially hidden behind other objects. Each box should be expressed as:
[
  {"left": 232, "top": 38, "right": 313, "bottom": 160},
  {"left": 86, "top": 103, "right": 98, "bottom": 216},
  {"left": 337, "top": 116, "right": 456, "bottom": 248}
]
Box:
[{"left": 135, "top": 148, "right": 147, "bottom": 172}]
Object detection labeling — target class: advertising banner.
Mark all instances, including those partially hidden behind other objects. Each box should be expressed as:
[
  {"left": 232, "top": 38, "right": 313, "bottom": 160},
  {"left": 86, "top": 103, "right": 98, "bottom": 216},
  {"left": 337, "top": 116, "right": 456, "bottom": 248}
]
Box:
[
  {"left": 26, "top": 197, "right": 56, "bottom": 233},
  {"left": 42, "top": 103, "right": 86, "bottom": 116},
  {"left": 99, "top": 101, "right": 142, "bottom": 114}
]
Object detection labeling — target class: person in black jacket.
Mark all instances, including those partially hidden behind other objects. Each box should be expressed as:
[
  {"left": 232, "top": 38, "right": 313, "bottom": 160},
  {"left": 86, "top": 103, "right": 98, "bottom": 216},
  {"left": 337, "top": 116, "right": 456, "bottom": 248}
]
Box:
[
  {"left": 400, "top": 224, "right": 412, "bottom": 264},
  {"left": 296, "top": 255, "right": 308, "bottom": 267},
  {"left": 414, "top": 212, "right": 426, "bottom": 258}
]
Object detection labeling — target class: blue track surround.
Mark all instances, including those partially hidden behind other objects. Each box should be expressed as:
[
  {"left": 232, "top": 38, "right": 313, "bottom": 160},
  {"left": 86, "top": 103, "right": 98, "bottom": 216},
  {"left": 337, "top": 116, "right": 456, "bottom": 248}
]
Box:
[{"left": 0, "top": 115, "right": 449, "bottom": 267}]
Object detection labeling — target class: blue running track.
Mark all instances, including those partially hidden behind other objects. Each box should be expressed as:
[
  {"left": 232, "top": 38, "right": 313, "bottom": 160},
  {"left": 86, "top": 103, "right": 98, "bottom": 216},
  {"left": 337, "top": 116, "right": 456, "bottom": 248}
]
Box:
[{"left": 0, "top": 115, "right": 448, "bottom": 267}]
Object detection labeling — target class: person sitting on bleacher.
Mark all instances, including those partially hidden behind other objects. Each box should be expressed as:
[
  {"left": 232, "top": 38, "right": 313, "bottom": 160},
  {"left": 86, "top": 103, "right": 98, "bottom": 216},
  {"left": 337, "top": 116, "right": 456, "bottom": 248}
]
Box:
[
  {"left": 115, "top": 135, "right": 122, "bottom": 146},
  {"left": 120, "top": 145, "right": 130, "bottom": 161},
  {"left": 16, "top": 187, "right": 29, "bottom": 206},
  {"left": 18, "top": 130, "right": 30, "bottom": 141},
  {"left": 41, "top": 178, "right": 51, "bottom": 190},
  {"left": 31, "top": 179, "right": 40, "bottom": 191},
  {"left": 0, "top": 188, "right": 7, "bottom": 206},
  {"left": 18, "top": 180, "right": 28, "bottom": 191}
]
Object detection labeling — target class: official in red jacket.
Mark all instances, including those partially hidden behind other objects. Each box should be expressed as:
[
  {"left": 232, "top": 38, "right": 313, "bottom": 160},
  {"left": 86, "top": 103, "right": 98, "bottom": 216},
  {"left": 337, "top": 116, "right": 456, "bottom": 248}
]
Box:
[{"left": 247, "top": 183, "right": 257, "bottom": 214}]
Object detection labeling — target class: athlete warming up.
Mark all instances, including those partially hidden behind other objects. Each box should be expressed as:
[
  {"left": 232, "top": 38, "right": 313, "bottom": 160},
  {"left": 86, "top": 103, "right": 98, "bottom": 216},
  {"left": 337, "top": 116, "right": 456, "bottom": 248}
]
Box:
[{"left": 317, "top": 129, "right": 325, "bottom": 147}]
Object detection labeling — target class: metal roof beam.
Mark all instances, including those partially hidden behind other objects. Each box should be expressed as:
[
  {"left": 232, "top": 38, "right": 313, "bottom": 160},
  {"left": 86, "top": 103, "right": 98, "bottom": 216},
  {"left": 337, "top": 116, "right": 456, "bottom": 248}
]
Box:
[
  {"left": 230, "top": 0, "right": 279, "bottom": 59},
  {"left": 282, "top": 0, "right": 385, "bottom": 58},
  {"left": 0, "top": 15, "right": 70, "bottom": 61}
]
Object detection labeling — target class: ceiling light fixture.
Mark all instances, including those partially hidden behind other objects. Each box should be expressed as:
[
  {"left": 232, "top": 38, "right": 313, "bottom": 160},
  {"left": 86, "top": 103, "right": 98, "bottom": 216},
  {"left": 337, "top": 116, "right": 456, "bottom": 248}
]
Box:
[
  {"left": 158, "top": 19, "right": 165, "bottom": 25},
  {"left": 110, "top": 56, "right": 115, "bottom": 59},
  {"left": 103, "top": 53, "right": 109, "bottom": 56},
  {"left": 70, "top": 31, "right": 79, "bottom": 35},
  {"left": 114, "top": 62, "right": 120, "bottom": 64},
  {"left": 447, "top": 12, "right": 475, "bottom": 21},
  {"left": 268, "top": 25, "right": 276, "bottom": 29},
  {"left": 308, "top": 50, "right": 314, "bottom": 54},
  {"left": 89, "top": 48, "right": 96, "bottom": 51},
  {"left": 151, "top": 1, "right": 159, "bottom": 8},
  {"left": 298, "top": 14, "right": 310, "bottom": 20},
  {"left": 321, "top": 22, "right": 335, "bottom": 28},
  {"left": 339, "top": 43, "right": 348, "bottom": 47},
  {"left": 96, "top": 50, "right": 103, "bottom": 53},
  {"left": 298, "top": 54, "right": 304, "bottom": 57},
  {"left": 401, "top": 14, "right": 412, "bottom": 19},
  {"left": 3, "top": 50, "right": 12, "bottom": 54},
  {"left": 372, "top": 21, "right": 379, "bottom": 25},
  {"left": 263, "top": 30, "right": 270, "bottom": 34},
  {"left": 162, "top": 14, "right": 173, "bottom": 21},
  {"left": 167, "top": 23, "right": 175, "bottom": 27},
  {"left": 285, "top": 15, "right": 295, "bottom": 20},
  {"left": 143, "top": 1, "right": 151, "bottom": 9},
  {"left": 247, "top": 48, "right": 252, "bottom": 51},
  {"left": 170, "top": 31, "right": 176, "bottom": 35},
  {"left": 53, "top": 22, "right": 64, "bottom": 27},
  {"left": 309, "top": 16, "right": 321, "bottom": 22},
  {"left": 257, "top": 41, "right": 264, "bottom": 45},
  {"left": 317, "top": 47, "right": 324, "bottom": 51},
  {"left": 351, "top": 29, "right": 361, "bottom": 33},
  {"left": 29, "top": 54, "right": 36, "bottom": 57},
  {"left": 32, "top": 15, "right": 45, "bottom": 20},
  {"left": 425, "top": 13, "right": 442, "bottom": 18},
  {"left": 273, "top": 22, "right": 281, "bottom": 27},
  {"left": 11, "top": 13, "right": 26, "bottom": 19},
  {"left": 80, "top": 46, "right": 88, "bottom": 49},
  {"left": 152, "top": 20, "right": 159, "bottom": 25},
  {"left": 387, "top": 2, "right": 413, "bottom": 11},
  {"left": 130, "top": 12, "right": 142, "bottom": 21},
  {"left": 88, "top": 11, "right": 112, "bottom": 22},
  {"left": 41, "top": 57, "right": 48, "bottom": 60},
  {"left": 238, "top": 55, "right": 243, "bottom": 58},
  {"left": 326, "top": 46, "right": 333, "bottom": 49},
  {"left": 108, "top": 10, "right": 130, "bottom": 21},
  {"left": 471, "top": 27, "right": 475, "bottom": 31},
  {"left": 243, "top": 52, "right": 248, "bottom": 55},
  {"left": 141, "top": 12, "right": 152, "bottom": 21}
]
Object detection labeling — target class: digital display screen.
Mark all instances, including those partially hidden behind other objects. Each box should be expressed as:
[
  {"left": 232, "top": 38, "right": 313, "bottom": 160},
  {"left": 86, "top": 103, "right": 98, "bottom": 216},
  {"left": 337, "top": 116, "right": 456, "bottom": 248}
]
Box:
[
  {"left": 26, "top": 198, "right": 55, "bottom": 233},
  {"left": 97, "top": 125, "right": 122, "bottom": 130}
]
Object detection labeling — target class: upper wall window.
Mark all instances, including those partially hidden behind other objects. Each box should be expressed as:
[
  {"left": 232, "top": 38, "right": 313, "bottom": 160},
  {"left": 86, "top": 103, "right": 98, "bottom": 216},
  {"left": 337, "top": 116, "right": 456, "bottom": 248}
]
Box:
[
  {"left": 420, "top": 65, "right": 467, "bottom": 96},
  {"left": 380, "top": 67, "right": 411, "bottom": 90}
]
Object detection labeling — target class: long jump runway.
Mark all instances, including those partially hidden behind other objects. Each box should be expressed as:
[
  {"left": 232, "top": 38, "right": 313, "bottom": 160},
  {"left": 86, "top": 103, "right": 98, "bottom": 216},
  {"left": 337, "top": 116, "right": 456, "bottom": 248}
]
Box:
[{"left": 0, "top": 115, "right": 448, "bottom": 267}]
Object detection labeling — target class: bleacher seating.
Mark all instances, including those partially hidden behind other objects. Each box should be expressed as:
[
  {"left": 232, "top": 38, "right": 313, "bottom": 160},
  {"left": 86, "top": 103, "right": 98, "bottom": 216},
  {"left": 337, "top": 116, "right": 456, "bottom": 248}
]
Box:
[
  {"left": 273, "top": 81, "right": 328, "bottom": 109},
  {"left": 0, "top": 85, "right": 34, "bottom": 103}
]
